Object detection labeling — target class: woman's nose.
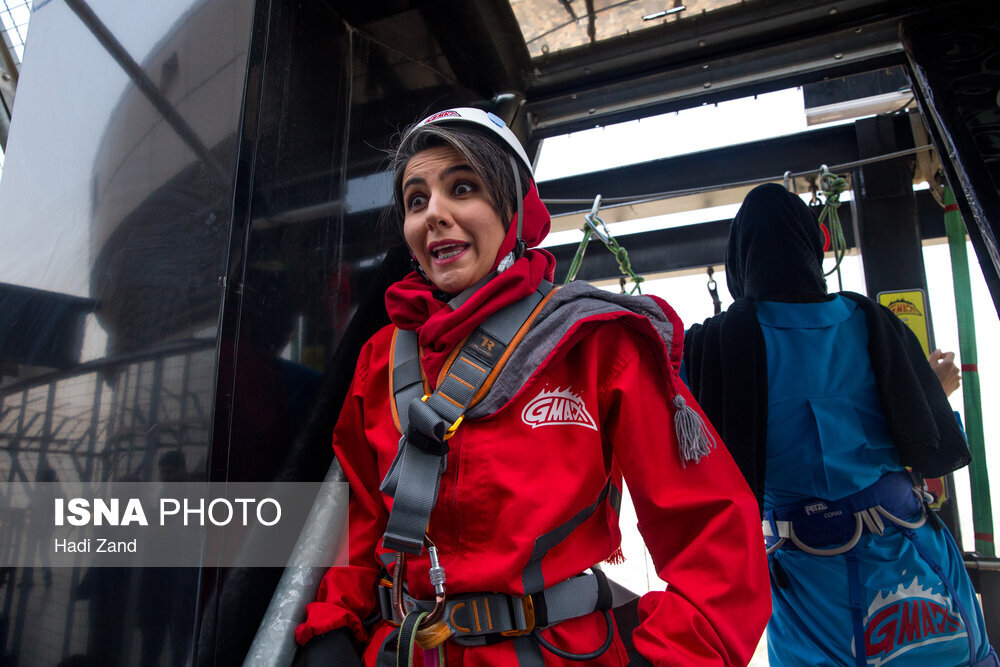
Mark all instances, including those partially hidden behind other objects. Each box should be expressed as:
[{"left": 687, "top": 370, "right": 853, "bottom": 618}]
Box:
[{"left": 424, "top": 194, "right": 452, "bottom": 229}]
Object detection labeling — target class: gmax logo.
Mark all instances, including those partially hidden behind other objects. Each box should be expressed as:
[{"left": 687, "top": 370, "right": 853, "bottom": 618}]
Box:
[
  {"left": 859, "top": 578, "right": 965, "bottom": 666},
  {"left": 521, "top": 388, "right": 597, "bottom": 431},
  {"left": 424, "top": 110, "right": 460, "bottom": 123}
]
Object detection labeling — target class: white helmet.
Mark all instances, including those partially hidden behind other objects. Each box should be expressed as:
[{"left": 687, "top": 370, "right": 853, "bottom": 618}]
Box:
[{"left": 413, "top": 107, "right": 533, "bottom": 175}]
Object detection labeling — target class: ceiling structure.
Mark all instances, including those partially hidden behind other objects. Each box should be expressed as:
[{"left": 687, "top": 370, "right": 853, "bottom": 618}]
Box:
[
  {"left": 510, "top": 0, "right": 744, "bottom": 59},
  {"left": 408, "top": 0, "right": 996, "bottom": 311},
  {"left": 508, "top": 0, "right": 926, "bottom": 137},
  {"left": 5, "top": 0, "right": 995, "bottom": 304},
  {"left": 314, "top": 0, "right": 995, "bottom": 302}
]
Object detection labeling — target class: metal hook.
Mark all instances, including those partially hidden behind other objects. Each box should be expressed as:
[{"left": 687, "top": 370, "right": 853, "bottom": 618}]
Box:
[
  {"left": 588, "top": 194, "right": 602, "bottom": 221},
  {"left": 583, "top": 194, "right": 611, "bottom": 244},
  {"left": 706, "top": 266, "right": 721, "bottom": 315},
  {"left": 783, "top": 170, "right": 792, "bottom": 192},
  {"left": 818, "top": 164, "right": 837, "bottom": 192}
]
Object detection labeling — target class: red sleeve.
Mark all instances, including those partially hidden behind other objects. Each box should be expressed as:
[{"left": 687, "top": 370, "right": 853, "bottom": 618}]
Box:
[
  {"left": 295, "top": 338, "right": 388, "bottom": 646},
  {"left": 602, "top": 325, "right": 770, "bottom": 666}
]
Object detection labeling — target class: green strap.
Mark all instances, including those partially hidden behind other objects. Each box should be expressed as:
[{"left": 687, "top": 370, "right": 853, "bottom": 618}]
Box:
[
  {"left": 564, "top": 196, "right": 644, "bottom": 294},
  {"left": 396, "top": 612, "right": 444, "bottom": 667},
  {"left": 817, "top": 169, "right": 849, "bottom": 290},
  {"left": 943, "top": 185, "right": 994, "bottom": 556}
]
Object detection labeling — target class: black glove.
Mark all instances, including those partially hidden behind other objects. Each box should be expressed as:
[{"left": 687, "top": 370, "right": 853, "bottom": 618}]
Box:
[{"left": 294, "top": 628, "right": 362, "bottom": 667}]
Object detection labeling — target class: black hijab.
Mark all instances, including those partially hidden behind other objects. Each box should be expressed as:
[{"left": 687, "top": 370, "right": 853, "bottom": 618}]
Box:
[{"left": 726, "top": 183, "right": 828, "bottom": 301}]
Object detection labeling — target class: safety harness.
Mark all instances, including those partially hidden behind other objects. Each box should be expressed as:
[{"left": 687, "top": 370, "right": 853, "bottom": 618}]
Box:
[
  {"left": 380, "top": 279, "right": 555, "bottom": 556},
  {"left": 763, "top": 470, "right": 984, "bottom": 667},
  {"left": 377, "top": 568, "right": 613, "bottom": 645},
  {"left": 376, "top": 278, "right": 619, "bottom": 664}
]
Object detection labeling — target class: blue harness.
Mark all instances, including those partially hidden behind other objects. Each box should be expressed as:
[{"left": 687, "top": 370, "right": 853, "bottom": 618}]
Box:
[{"left": 764, "top": 471, "right": 991, "bottom": 667}]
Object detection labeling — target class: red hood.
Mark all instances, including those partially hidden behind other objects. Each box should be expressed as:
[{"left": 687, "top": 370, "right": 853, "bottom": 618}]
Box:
[{"left": 491, "top": 179, "right": 550, "bottom": 269}]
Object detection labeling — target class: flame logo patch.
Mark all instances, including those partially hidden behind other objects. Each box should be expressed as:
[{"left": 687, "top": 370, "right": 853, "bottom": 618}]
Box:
[
  {"left": 859, "top": 577, "right": 966, "bottom": 665},
  {"left": 521, "top": 387, "right": 597, "bottom": 431},
  {"left": 887, "top": 298, "right": 923, "bottom": 317}
]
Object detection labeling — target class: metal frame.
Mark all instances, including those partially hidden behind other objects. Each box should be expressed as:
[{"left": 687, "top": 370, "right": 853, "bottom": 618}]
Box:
[
  {"left": 546, "top": 189, "right": 947, "bottom": 283},
  {"left": 0, "top": 21, "right": 18, "bottom": 152},
  {"left": 521, "top": 0, "right": 961, "bottom": 137}
]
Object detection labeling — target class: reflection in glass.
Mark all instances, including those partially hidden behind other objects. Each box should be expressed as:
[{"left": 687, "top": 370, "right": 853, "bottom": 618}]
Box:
[{"left": 0, "top": 0, "right": 252, "bottom": 662}]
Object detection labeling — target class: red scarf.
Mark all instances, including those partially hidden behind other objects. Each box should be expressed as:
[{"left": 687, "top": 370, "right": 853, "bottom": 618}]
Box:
[{"left": 384, "top": 180, "right": 555, "bottom": 385}]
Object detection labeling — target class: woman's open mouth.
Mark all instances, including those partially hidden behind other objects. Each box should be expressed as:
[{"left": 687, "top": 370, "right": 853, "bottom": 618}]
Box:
[{"left": 430, "top": 241, "right": 470, "bottom": 263}]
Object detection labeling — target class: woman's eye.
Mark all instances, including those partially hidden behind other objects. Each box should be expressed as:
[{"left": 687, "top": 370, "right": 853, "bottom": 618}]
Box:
[
  {"left": 455, "top": 183, "right": 474, "bottom": 196},
  {"left": 407, "top": 194, "right": 426, "bottom": 210}
]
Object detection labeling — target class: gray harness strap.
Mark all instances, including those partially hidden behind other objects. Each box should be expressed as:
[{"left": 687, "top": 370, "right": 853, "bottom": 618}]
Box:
[
  {"left": 380, "top": 281, "right": 554, "bottom": 555},
  {"left": 378, "top": 571, "right": 610, "bottom": 645},
  {"left": 522, "top": 480, "right": 613, "bottom": 594},
  {"left": 391, "top": 332, "right": 423, "bottom": 433}
]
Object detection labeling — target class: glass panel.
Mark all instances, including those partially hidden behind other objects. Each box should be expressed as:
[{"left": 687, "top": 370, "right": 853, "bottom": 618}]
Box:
[
  {"left": 0, "top": 0, "right": 255, "bottom": 663},
  {"left": 0, "top": 0, "right": 31, "bottom": 64},
  {"left": 510, "top": 0, "right": 744, "bottom": 58},
  {"left": 202, "top": 1, "right": 488, "bottom": 660}
]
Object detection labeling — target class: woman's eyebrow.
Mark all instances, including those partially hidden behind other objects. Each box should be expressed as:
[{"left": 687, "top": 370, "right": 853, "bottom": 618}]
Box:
[
  {"left": 439, "top": 164, "right": 475, "bottom": 179},
  {"left": 401, "top": 175, "right": 426, "bottom": 192},
  {"left": 403, "top": 164, "right": 474, "bottom": 192}
]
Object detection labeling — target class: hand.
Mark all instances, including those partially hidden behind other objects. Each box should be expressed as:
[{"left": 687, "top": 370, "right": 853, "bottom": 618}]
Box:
[{"left": 929, "top": 349, "right": 961, "bottom": 397}]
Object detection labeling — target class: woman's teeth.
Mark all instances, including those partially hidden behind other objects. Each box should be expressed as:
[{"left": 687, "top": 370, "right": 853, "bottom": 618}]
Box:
[{"left": 433, "top": 244, "right": 467, "bottom": 259}]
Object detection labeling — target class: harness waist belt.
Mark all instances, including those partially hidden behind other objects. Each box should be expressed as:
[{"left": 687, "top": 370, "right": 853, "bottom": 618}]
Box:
[
  {"left": 378, "top": 570, "right": 611, "bottom": 646},
  {"left": 763, "top": 471, "right": 925, "bottom": 555}
]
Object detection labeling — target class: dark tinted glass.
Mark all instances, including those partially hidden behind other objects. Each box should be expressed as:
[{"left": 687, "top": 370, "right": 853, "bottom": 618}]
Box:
[
  {"left": 0, "top": 0, "right": 254, "bottom": 664},
  {"left": 0, "top": 0, "right": 490, "bottom": 663}
]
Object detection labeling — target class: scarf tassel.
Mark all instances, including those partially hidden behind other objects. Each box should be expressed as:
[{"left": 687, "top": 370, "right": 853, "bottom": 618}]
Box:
[
  {"left": 604, "top": 546, "right": 625, "bottom": 565},
  {"left": 673, "top": 394, "right": 717, "bottom": 466}
]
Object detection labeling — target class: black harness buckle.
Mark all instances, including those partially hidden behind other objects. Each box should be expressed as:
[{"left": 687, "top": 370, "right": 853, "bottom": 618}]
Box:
[{"left": 407, "top": 426, "right": 449, "bottom": 457}]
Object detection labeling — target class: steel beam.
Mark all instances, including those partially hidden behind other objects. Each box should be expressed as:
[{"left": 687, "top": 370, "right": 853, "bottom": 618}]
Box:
[
  {"left": 539, "top": 113, "right": 917, "bottom": 220},
  {"left": 546, "top": 189, "right": 946, "bottom": 283},
  {"left": 540, "top": 122, "right": 857, "bottom": 217},
  {"left": 522, "top": 0, "right": 967, "bottom": 137},
  {"left": 852, "top": 116, "right": 930, "bottom": 300},
  {"left": 902, "top": 9, "right": 1000, "bottom": 320},
  {"left": 528, "top": 20, "right": 904, "bottom": 138}
]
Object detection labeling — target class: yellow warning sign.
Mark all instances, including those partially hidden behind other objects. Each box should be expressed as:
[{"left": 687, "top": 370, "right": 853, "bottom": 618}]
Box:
[
  {"left": 877, "top": 289, "right": 931, "bottom": 357},
  {"left": 925, "top": 475, "right": 949, "bottom": 509},
  {"left": 879, "top": 289, "right": 947, "bottom": 506}
]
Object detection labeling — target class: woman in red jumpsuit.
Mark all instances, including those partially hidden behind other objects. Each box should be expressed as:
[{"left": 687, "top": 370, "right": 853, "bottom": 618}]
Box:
[{"left": 295, "top": 107, "right": 770, "bottom": 666}]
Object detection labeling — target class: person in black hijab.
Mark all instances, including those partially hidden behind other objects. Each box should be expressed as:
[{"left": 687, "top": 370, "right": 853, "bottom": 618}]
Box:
[
  {"left": 683, "top": 183, "right": 993, "bottom": 667},
  {"left": 725, "top": 182, "right": 828, "bottom": 303}
]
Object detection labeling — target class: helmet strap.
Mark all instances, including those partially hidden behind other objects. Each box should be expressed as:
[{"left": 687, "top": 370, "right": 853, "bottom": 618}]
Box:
[
  {"left": 409, "top": 256, "right": 429, "bottom": 281},
  {"left": 510, "top": 154, "right": 525, "bottom": 257}
]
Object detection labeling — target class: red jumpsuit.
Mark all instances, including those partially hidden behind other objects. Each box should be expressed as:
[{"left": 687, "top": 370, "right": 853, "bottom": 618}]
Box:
[{"left": 296, "top": 302, "right": 770, "bottom": 665}]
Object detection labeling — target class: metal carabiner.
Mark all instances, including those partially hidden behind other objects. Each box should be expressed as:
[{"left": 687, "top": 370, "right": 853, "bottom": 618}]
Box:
[
  {"left": 583, "top": 194, "right": 612, "bottom": 244},
  {"left": 706, "top": 266, "right": 721, "bottom": 315},
  {"left": 392, "top": 537, "right": 448, "bottom": 629},
  {"left": 425, "top": 542, "right": 447, "bottom": 624},
  {"left": 391, "top": 550, "right": 408, "bottom": 622}
]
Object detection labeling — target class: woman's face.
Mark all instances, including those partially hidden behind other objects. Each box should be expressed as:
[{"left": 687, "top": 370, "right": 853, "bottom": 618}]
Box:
[{"left": 402, "top": 146, "right": 507, "bottom": 294}]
